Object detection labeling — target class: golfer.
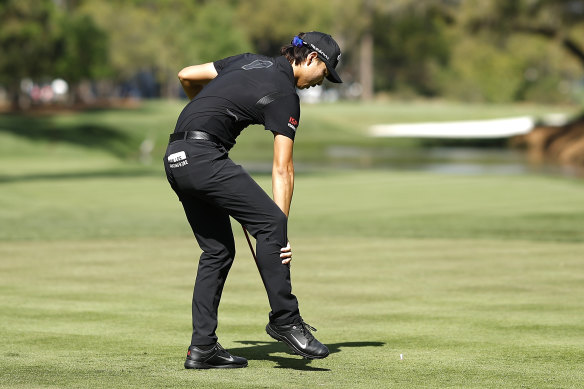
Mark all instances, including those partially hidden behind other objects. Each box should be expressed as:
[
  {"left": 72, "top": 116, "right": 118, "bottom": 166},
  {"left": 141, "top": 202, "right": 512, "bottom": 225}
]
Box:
[{"left": 164, "top": 31, "right": 342, "bottom": 369}]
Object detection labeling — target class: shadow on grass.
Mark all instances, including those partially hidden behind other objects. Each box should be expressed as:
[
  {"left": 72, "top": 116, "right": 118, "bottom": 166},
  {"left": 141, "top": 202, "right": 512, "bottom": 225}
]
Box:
[
  {"left": 230, "top": 340, "right": 385, "bottom": 371},
  {"left": 0, "top": 168, "right": 162, "bottom": 183},
  {"left": 0, "top": 114, "right": 135, "bottom": 158}
]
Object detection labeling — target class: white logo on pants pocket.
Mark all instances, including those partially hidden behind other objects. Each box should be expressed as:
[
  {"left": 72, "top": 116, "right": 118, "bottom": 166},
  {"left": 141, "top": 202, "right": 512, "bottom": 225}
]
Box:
[
  {"left": 168, "top": 151, "right": 186, "bottom": 163},
  {"left": 168, "top": 151, "right": 188, "bottom": 168}
]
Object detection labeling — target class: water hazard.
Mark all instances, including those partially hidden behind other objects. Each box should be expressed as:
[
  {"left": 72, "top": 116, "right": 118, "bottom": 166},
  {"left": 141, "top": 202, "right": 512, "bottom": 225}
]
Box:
[{"left": 323, "top": 146, "right": 584, "bottom": 178}]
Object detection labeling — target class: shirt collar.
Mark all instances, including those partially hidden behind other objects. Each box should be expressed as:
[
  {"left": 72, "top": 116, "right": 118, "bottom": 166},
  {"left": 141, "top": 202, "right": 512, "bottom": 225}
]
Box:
[{"left": 276, "top": 56, "right": 295, "bottom": 85}]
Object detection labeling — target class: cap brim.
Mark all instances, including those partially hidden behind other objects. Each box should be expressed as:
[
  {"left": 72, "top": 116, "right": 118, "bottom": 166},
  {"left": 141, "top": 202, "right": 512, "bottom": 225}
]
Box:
[{"left": 325, "top": 63, "right": 342, "bottom": 83}]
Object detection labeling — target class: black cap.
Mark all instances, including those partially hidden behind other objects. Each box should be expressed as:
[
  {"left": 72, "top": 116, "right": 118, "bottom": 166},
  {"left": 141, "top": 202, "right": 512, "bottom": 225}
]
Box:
[{"left": 293, "top": 31, "right": 342, "bottom": 83}]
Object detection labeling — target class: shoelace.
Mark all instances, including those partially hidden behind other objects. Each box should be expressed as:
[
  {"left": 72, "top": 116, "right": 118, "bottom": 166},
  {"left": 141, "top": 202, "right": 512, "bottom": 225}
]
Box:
[
  {"left": 299, "top": 321, "right": 317, "bottom": 340},
  {"left": 215, "top": 343, "right": 231, "bottom": 358}
]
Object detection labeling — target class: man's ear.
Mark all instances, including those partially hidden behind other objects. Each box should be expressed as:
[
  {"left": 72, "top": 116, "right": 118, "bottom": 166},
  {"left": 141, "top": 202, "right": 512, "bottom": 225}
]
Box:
[{"left": 305, "top": 52, "right": 319, "bottom": 66}]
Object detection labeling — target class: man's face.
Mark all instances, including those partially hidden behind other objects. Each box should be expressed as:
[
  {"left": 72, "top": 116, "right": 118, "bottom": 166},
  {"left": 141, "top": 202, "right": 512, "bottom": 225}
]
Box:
[{"left": 296, "top": 55, "right": 328, "bottom": 89}]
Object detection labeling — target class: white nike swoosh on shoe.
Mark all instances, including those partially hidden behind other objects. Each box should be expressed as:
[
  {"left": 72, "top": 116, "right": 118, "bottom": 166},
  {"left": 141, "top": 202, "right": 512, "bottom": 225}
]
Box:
[
  {"left": 217, "top": 354, "right": 235, "bottom": 362},
  {"left": 290, "top": 333, "right": 307, "bottom": 348}
]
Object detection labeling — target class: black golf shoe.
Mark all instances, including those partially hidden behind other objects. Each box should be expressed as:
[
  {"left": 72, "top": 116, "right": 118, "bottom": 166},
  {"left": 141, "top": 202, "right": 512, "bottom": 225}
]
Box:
[
  {"left": 266, "top": 321, "right": 329, "bottom": 359},
  {"left": 184, "top": 343, "right": 248, "bottom": 369}
]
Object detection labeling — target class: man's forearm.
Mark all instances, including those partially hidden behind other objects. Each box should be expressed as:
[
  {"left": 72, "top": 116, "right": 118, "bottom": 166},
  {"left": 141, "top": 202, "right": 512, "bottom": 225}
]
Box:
[
  {"left": 272, "top": 166, "right": 294, "bottom": 217},
  {"left": 178, "top": 63, "right": 218, "bottom": 100},
  {"left": 180, "top": 81, "right": 204, "bottom": 100}
]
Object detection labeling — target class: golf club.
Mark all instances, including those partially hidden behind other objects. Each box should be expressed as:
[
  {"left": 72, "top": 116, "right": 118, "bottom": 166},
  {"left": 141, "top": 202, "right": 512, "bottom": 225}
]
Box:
[{"left": 241, "top": 225, "right": 257, "bottom": 264}]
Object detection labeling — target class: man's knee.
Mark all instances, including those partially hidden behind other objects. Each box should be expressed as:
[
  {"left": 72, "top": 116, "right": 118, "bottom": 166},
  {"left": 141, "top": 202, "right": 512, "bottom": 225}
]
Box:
[
  {"left": 248, "top": 207, "right": 287, "bottom": 244},
  {"left": 199, "top": 240, "right": 236, "bottom": 262},
  {"left": 266, "top": 209, "right": 287, "bottom": 243},
  {"left": 263, "top": 207, "right": 286, "bottom": 229},
  {"left": 274, "top": 209, "right": 287, "bottom": 227}
]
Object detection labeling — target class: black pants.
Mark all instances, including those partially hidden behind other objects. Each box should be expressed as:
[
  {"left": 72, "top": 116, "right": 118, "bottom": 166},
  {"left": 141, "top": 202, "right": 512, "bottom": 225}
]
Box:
[{"left": 163, "top": 138, "right": 301, "bottom": 346}]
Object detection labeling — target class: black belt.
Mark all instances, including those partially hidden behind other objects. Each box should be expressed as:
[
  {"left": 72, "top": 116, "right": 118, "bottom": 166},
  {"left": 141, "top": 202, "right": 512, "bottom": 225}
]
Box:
[{"left": 169, "top": 130, "right": 222, "bottom": 145}]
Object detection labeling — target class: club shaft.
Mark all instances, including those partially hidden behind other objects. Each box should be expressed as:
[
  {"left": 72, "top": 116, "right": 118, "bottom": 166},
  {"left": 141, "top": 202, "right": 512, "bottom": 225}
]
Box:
[{"left": 242, "top": 226, "right": 257, "bottom": 264}]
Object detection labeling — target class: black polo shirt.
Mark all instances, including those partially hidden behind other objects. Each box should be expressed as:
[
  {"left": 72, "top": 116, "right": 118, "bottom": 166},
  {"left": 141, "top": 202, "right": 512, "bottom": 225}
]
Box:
[{"left": 174, "top": 54, "right": 300, "bottom": 150}]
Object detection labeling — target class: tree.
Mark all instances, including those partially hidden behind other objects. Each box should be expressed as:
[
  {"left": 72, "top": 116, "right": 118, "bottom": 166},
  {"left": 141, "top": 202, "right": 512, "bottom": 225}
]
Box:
[
  {"left": 331, "top": 0, "right": 456, "bottom": 99},
  {"left": 53, "top": 10, "right": 110, "bottom": 102},
  {"left": 0, "top": 0, "right": 111, "bottom": 108},
  {"left": 372, "top": 5, "right": 452, "bottom": 97},
  {"left": 0, "top": 0, "right": 59, "bottom": 108},
  {"left": 191, "top": 1, "right": 253, "bottom": 63},
  {"left": 236, "top": 0, "right": 334, "bottom": 55},
  {"left": 78, "top": 0, "right": 252, "bottom": 97},
  {"left": 464, "top": 0, "right": 584, "bottom": 70},
  {"left": 462, "top": 0, "right": 584, "bottom": 167}
]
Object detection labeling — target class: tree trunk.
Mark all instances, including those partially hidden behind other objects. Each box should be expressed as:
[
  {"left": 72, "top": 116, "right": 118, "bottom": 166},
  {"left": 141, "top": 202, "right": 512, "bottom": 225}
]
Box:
[
  {"left": 360, "top": 31, "right": 374, "bottom": 101},
  {"left": 7, "top": 84, "right": 30, "bottom": 111}
]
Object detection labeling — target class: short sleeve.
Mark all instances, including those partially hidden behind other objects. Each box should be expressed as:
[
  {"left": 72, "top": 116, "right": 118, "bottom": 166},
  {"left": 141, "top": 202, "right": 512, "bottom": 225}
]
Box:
[
  {"left": 213, "top": 54, "right": 244, "bottom": 74},
  {"left": 263, "top": 94, "right": 300, "bottom": 141}
]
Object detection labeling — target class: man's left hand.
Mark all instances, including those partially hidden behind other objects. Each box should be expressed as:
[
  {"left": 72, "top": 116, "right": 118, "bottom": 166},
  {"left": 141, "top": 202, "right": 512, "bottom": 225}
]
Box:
[{"left": 280, "top": 242, "right": 292, "bottom": 265}]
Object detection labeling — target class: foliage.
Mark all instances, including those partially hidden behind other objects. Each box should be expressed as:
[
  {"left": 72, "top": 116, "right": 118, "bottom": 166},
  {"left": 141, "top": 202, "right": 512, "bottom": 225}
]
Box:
[
  {"left": 192, "top": 1, "right": 252, "bottom": 63},
  {"left": 0, "top": 0, "right": 109, "bottom": 106},
  {"left": 0, "top": 0, "right": 59, "bottom": 88},
  {"left": 237, "top": 0, "right": 334, "bottom": 56},
  {"left": 456, "top": 0, "right": 584, "bottom": 102},
  {"left": 1, "top": 0, "right": 584, "bottom": 104},
  {"left": 77, "top": 1, "right": 189, "bottom": 81},
  {"left": 53, "top": 12, "right": 110, "bottom": 83},
  {"left": 437, "top": 34, "right": 527, "bottom": 103},
  {"left": 77, "top": 0, "right": 252, "bottom": 95},
  {"left": 373, "top": 9, "right": 451, "bottom": 96}
]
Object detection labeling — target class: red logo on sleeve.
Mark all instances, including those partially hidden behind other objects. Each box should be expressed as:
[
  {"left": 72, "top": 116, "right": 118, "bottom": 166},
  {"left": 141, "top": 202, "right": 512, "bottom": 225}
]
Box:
[{"left": 288, "top": 116, "right": 298, "bottom": 132}]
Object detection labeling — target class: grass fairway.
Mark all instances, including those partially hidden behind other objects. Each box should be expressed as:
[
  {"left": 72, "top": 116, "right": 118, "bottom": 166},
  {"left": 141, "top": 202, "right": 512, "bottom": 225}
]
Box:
[
  {"left": 1, "top": 101, "right": 584, "bottom": 387},
  {"left": 1, "top": 170, "right": 584, "bottom": 388}
]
